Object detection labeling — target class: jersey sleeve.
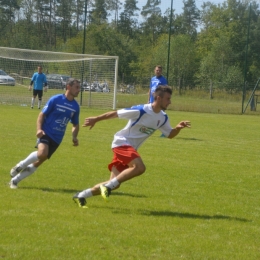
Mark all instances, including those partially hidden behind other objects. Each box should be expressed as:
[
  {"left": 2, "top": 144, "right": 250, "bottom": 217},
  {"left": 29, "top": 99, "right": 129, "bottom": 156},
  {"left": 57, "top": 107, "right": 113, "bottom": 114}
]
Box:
[
  {"left": 42, "top": 96, "right": 55, "bottom": 115},
  {"left": 31, "top": 73, "right": 36, "bottom": 81},
  {"left": 117, "top": 105, "right": 144, "bottom": 120}
]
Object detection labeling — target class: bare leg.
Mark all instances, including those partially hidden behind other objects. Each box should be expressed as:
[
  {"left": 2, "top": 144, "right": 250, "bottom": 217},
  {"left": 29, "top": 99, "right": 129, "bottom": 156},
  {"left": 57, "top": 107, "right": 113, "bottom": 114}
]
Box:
[
  {"left": 90, "top": 157, "right": 146, "bottom": 195},
  {"left": 33, "top": 143, "right": 49, "bottom": 167}
]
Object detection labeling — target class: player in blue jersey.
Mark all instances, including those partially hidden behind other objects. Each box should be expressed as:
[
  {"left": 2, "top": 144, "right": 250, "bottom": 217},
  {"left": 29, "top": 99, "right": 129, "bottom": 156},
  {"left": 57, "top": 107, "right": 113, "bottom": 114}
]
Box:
[
  {"left": 148, "top": 65, "right": 168, "bottom": 104},
  {"left": 9, "top": 78, "right": 81, "bottom": 189},
  {"left": 29, "top": 66, "right": 48, "bottom": 109},
  {"left": 73, "top": 85, "right": 190, "bottom": 208}
]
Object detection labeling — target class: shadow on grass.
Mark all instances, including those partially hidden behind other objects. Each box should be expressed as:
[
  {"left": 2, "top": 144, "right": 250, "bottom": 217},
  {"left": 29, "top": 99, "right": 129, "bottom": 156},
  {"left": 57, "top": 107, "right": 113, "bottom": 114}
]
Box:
[
  {"left": 91, "top": 205, "right": 249, "bottom": 222},
  {"left": 177, "top": 137, "right": 203, "bottom": 141},
  {"left": 20, "top": 186, "right": 79, "bottom": 194},
  {"left": 112, "top": 191, "right": 147, "bottom": 198},
  {"left": 138, "top": 209, "right": 250, "bottom": 222},
  {"left": 19, "top": 187, "right": 146, "bottom": 198}
]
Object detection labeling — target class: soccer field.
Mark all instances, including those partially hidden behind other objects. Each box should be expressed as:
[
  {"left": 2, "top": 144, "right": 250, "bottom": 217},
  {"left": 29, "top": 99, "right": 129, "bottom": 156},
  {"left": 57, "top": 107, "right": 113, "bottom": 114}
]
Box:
[{"left": 1, "top": 105, "right": 260, "bottom": 259}]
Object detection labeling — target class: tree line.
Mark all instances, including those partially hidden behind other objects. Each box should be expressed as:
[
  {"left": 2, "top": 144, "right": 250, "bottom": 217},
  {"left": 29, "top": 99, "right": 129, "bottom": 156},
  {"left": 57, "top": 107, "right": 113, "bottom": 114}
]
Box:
[{"left": 0, "top": 0, "right": 260, "bottom": 95}]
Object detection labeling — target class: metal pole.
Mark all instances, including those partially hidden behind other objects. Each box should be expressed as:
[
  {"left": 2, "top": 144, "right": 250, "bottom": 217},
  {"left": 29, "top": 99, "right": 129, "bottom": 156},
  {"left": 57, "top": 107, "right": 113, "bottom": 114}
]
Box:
[
  {"left": 82, "top": 0, "right": 87, "bottom": 55},
  {"left": 242, "top": 3, "right": 251, "bottom": 114},
  {"left": 166, "top": 0, "right": 173, "bottom": 83},
  {"left": 113, "top": 57, "right": 119, "bottom": 110},
  {"left": 80, "top": 0, "right": 88, "bottom": 105}
]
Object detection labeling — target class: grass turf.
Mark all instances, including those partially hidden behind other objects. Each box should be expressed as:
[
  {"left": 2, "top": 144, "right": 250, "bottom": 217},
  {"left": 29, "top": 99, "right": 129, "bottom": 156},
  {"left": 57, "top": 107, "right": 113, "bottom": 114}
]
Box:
[{"left": 0, "top": 105, "right": 260, "bottom": 259}]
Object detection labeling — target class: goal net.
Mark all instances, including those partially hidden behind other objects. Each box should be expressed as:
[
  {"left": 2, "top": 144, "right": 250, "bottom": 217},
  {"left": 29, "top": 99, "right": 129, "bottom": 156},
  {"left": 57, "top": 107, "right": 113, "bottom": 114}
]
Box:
[{"left": 0, "top": 47, "right": 119, "bottom": 109}]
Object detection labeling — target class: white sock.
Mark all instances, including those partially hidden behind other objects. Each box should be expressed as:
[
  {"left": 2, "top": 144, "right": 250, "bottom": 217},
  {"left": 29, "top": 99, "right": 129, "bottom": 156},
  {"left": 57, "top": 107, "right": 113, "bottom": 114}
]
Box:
[
  {"left": 19, "top": 151, "right": 38, "bottom": 168},
  {"left": 31, "top": 97, "right": 35, "bottom": 107},
  {"left": 13, "top": 164, "right": 37, "bottom": 184},
  {"left": 77, "top": 189, "right": 93, "bottom": 198},
  {"left": 38, "top": 100, "right": 42, "bottom": 108},
  {"left": 105, "top": 177, "right": 120, "bottom": 189}
]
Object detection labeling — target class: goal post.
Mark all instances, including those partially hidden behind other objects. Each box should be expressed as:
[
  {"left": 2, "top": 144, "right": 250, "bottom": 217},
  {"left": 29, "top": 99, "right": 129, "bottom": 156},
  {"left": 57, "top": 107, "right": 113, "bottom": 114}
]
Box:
[{"left": 0, "top": 47, "right": 119, "bottom": 109}]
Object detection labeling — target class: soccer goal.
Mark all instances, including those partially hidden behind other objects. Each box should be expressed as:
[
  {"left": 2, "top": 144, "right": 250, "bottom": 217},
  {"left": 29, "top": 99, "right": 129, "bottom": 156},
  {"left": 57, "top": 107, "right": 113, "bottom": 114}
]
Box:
[{"left": 0, "top": 47, "right": 119, "bottom": 109}]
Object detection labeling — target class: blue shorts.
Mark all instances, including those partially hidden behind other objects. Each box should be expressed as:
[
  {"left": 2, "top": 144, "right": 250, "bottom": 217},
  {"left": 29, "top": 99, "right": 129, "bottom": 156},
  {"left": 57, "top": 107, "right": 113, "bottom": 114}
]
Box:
[{"left": 35, "top": 135, "right": 59, "bottom": 159}]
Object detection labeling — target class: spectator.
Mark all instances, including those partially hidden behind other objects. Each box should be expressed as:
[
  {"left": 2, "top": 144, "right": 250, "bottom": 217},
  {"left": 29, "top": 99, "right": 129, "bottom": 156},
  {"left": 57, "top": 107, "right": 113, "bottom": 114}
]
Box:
[{"left": 148, "top": 65, "right": 168, "bottom": 104}]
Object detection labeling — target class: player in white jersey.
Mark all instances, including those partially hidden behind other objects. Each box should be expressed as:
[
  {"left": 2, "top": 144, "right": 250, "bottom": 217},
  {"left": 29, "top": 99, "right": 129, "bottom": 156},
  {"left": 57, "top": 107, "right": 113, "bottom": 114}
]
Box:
[
  {"left": 73, "top": 85, "right": 191, "bottom": 208},
  {"left": 9, "top": 78, "right": 81, "bottom": 189}
]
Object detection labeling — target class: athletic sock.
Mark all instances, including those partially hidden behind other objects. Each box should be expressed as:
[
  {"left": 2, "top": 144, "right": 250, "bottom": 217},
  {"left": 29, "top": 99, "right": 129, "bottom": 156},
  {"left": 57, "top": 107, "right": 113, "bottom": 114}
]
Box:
[
  {"left": 105, "top": 177, "right": 120, "bottom": 190},
  {"left": 77, "top": 188, "right": 93, "bottom": 198},
  {"left": 12, "top": 164, "right": 37, "bottom": 184},
  {"left": 38, "top": 100, "right": 42, "bottom": 108},
  {"left": 31, "top": 97, "right": 35, "bottom": 107},
  {"left": 19, "top": 151, "right": 38, "bottom": 169}
]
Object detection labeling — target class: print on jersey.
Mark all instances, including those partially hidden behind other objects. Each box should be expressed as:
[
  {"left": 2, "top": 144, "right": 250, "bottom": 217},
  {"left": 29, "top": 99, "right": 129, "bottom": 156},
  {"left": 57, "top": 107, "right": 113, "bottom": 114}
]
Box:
[{"left": 139, "top": 126, "right": 156, "bottom": 135}]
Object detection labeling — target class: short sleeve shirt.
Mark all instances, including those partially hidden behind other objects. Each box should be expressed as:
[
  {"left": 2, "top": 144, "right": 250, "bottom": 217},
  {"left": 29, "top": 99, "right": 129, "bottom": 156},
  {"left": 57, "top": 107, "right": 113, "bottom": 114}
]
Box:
[
  {"left": 41, "top": 94, "right": 80, "bottom": 144},
  {"left": 149, "top": 75, "right": 168, "bottom": 103},
  {"left": 31, "top": 72, "right": 47, "bottom": 90},
  {"left": 112, "top": 103, "right": 173, "bottom": 150}
]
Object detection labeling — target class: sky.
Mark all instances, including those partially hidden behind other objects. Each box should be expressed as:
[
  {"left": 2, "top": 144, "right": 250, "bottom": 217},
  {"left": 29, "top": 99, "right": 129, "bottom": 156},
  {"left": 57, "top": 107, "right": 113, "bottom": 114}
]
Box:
[{"left": 136, "top": 0, "right": 225, "bottom": 16}]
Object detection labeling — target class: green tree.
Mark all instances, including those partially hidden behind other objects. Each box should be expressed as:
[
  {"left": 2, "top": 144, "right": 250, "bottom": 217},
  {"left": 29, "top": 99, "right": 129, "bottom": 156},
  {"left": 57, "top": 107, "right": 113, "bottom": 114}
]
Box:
[
  {"left": 117, "top": 0, "right": 139, "bottom": 37},
  {"left": 197, "top": 35, "right": 243, "bottom": 96},
  {"left": 89, "top": 0, "right": 108, "bottom": 24},
  {"left": 56, "top": 0, "right": 75, "bottom": 42},
  {"left": 62, "top": 23, "right": 137, "bottom": 83},
  {"left": 141, "top": 0, "right": 163, "bottom": 45},
  {"left": 197, "top": 0, "right": 260, "bottom": 91},
  {"left": 144, "top": 34, "right": 197, "bottom": 91},
  {"left": 107, "top": 0, "right": 122, "bottom": 25},
  {"left": 0, "top": 0, "right": 20, "bottom": 46},
  {"left": 182, "top": 0, "right": 200, "bottom": 38}
]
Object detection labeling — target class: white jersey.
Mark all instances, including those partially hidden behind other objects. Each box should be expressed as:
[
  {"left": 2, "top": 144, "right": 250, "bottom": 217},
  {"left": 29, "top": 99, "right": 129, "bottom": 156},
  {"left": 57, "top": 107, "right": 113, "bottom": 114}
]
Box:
[{"left": 112, "top": 103, "right": 173, "bottom": 150}]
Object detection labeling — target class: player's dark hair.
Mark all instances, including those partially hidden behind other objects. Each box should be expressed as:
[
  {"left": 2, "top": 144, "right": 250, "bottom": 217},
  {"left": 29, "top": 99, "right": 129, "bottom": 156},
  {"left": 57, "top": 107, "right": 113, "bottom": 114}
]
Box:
[
  {"left": 154, "top": 85, "right": 172, "bottom": 100},
  {"left": 66, "top": 78, "right": 80, "bottom": 89}
]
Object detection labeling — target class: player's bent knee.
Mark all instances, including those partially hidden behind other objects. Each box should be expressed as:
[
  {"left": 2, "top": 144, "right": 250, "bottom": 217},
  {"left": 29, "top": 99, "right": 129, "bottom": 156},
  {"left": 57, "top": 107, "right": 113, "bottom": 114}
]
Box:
[
  {"left": 37, "top": 152, "right": 48, "bottom": 160},
  {"left": 135, "top": 163, "right": 146, "bottom": 175}
]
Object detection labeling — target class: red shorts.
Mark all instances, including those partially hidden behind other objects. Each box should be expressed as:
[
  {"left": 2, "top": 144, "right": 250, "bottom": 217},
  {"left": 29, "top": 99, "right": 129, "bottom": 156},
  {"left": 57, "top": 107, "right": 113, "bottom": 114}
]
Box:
[{"left": 108, "top": 146, "right": 140, "bottom": 173}]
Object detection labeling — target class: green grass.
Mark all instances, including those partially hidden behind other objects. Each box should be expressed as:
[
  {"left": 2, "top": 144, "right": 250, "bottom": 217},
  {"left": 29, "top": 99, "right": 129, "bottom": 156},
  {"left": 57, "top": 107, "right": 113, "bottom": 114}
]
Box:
[
  {"left": 1, "top": 84, "right": 260, "bottom": 115},
  {"left": 1, "top": 105, "right": 260, "bottom": 259}
]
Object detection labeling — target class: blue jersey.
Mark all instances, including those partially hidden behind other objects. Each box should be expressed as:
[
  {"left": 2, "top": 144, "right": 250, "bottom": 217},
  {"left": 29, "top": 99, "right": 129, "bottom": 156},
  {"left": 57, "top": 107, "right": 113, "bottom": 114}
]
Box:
[
  {"left": 113, "top": 104, "right": 172, "bottom": 150},
  {"left": 31, "top": 72, "right": 47, "bottom": 90},
  {"left": 149, "top": 75, "right": 168, "bottom": 103},
  {"left": 41, "top": 94, "right": 80, "bottom": 144}
]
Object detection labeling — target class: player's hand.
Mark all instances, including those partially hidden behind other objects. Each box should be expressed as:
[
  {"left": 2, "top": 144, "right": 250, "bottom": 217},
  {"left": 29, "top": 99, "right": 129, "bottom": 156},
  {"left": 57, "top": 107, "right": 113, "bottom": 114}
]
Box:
[
  {"left": 83, "top": 117, "right": 97, "bottom": 129},
  {"left": 72, "top": 137, "right": 79, "bottom": 146},
  {"left": 28, "top": 86, "right": 32, "bottom": 91},
  {"left": 176, "top": 121, "right": 191, "bottom": 129},
  {"left": 36, "top": 129, "right": 45, "bottom": 138},
  {"left": 44, "top": 86, "right": 47, "bottom": 92}
]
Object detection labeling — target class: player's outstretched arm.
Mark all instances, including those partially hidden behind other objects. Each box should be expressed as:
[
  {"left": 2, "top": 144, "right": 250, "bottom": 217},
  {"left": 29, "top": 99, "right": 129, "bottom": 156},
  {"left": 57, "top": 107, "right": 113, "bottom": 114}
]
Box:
[
  {"left": 168, "top": 121, "right": 191, "bottom": 139},
  {"left": 83, "top": 111, "right": 118, "bottom": 129}
]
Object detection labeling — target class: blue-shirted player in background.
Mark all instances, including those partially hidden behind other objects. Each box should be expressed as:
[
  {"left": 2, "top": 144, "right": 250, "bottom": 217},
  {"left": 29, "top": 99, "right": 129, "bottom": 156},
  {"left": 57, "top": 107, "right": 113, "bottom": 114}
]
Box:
[
  {"left": 148, "top": 65, "right": 168, "bottom": 104},
  {"left": 29, "top": 66, "right": 47, "bottom": 109},
  {"left": 73, "top": 86, "right": 190, "bottom": 208},
  {"left": 10, "top": 78, "right": 81, "bottom": 189}
]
